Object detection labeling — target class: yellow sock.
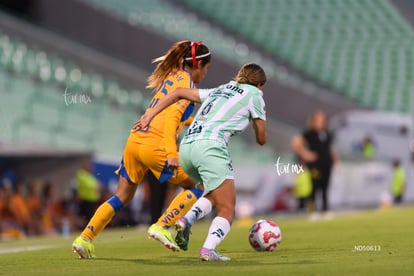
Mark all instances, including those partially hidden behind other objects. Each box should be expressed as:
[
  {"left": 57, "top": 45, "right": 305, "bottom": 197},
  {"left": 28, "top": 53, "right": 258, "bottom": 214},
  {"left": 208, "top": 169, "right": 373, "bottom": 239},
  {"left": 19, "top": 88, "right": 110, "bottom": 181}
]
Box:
[
  {"left": 156, "top": 189, "right": 201, "bottom": 228},
  {"left": 81, "top": 202, "right": 115, "bottom": 241}
]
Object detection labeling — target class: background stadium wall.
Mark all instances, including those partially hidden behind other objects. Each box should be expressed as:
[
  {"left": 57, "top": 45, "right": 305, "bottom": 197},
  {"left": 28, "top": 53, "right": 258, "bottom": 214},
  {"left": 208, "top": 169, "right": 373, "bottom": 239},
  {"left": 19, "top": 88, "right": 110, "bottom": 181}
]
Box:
[
  {"left": 0, "top": 144, "right": 92, "bottom": 197},
  {"left": 20, "top": 0, "right": 359, "bottom": 128}
]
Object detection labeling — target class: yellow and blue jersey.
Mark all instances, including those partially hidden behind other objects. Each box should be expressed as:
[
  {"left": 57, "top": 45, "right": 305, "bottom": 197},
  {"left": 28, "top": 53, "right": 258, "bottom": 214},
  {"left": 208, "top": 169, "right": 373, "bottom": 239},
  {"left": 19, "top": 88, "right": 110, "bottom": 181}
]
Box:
[
  {"left": 131, "top": 70, "right": 195, "bottom": 158},
  {"left": 116, "top": 70, "right": 195, "bottom": 184}
]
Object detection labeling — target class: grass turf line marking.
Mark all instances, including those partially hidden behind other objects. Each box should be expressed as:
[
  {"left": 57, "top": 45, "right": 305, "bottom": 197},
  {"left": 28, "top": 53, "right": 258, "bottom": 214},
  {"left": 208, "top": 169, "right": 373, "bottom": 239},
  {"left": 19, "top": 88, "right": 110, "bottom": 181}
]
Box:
[{"left": 0, "top": 245, "right": 58, "bottom": 254}]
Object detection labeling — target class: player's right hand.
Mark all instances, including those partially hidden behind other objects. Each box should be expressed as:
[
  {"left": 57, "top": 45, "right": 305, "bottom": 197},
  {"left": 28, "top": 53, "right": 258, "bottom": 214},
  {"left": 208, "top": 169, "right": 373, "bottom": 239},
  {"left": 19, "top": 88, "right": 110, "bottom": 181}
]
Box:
[
  {"left": 167, "top": 158, "right": 179, "bottom": 171},
  {"left": 167, "top": 158, "right": 179, "bottom": 177},
  {"left": 132, "top": 113, "right": 152, "bottom": 132}
]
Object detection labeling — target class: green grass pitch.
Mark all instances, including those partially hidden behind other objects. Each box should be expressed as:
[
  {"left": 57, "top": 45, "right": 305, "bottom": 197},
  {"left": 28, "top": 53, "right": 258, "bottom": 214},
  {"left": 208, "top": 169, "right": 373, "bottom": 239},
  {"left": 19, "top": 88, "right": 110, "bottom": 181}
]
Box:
[{"left": 1, "top": 206, "right": 413, "bottom": 275}]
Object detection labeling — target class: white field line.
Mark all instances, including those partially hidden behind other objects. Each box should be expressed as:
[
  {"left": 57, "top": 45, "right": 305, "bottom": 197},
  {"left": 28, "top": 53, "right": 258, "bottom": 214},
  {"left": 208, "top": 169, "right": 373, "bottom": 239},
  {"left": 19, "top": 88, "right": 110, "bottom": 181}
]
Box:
[{"left": 0, "top": 244, "right": 59, "bottom": 254}]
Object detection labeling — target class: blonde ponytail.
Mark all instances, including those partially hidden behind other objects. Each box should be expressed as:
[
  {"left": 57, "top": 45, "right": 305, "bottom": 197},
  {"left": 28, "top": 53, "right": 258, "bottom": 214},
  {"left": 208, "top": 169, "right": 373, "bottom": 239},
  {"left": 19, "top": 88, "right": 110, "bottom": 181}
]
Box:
[
  {"left": 146, "top": 40, "right": 191, "bottom": 90},
  {"left": 146, "top": 40, "right": 211, "bottom": 91}
]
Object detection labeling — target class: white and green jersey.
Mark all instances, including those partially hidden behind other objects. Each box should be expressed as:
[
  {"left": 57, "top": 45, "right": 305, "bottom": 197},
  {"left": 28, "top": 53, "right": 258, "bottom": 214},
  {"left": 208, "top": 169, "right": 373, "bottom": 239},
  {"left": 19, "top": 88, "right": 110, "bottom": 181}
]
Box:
[{"left": 181, "top": 80, "right": 266, "bottom": 146}]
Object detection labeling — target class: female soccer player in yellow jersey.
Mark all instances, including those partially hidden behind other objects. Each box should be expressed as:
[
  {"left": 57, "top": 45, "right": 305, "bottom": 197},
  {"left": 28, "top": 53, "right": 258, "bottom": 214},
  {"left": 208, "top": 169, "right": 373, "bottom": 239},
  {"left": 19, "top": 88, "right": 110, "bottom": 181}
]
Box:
[{"left": 72, "top": 41, "right": 211, "bottom": 258}]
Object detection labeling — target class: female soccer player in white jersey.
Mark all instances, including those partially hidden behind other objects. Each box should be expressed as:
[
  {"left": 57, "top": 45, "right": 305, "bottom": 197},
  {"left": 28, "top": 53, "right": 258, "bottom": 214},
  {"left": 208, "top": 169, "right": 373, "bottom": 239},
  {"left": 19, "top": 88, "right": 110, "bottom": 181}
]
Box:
[{"left": 135, "top": 63, "right": 267, "bottom": 261}]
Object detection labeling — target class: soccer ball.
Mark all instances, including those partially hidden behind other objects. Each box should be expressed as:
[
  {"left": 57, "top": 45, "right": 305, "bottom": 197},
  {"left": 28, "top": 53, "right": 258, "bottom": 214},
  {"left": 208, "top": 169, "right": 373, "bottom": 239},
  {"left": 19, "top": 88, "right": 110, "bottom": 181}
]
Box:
[{"left": 248, "top": 219, "right": 282, "bottom": 252}]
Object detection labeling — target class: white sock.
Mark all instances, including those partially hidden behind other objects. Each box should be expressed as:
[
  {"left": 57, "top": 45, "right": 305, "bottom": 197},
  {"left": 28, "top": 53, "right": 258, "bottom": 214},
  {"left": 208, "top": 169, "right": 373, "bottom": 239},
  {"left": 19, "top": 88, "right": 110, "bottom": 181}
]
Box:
[
  {"left": 202, "top": 216, "right": 231, "bottom": 250},
  {"left": 184, "top": 197, "right": 212, "bottom": 225}
]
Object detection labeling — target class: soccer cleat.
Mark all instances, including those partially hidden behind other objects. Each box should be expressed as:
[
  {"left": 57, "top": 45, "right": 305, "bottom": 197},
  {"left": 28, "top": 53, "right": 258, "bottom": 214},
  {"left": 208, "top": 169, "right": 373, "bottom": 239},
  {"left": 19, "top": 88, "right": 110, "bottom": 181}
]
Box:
[
  {"left": 147, "top": 224, "right": 180, "bottom": 252},
  {"left": 174, "top": 217, "right": 191, "bottom": 251},
  {"left": 199, "top": 248, "right": 230, "bottom": 261},
  {"left": 72, "top": 236, "right": 96, "bottom": 259}
]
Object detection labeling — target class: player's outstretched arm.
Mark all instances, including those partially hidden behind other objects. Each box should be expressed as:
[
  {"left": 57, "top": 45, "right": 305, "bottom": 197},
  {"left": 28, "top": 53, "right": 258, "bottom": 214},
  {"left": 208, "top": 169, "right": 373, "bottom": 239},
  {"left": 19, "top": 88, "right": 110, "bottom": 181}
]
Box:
[
  {"left": 252, "top": 118, "right": 267, "bottom": 145},
  {"left": 133, "top": 88, "right": 200, "bottom": 131}
]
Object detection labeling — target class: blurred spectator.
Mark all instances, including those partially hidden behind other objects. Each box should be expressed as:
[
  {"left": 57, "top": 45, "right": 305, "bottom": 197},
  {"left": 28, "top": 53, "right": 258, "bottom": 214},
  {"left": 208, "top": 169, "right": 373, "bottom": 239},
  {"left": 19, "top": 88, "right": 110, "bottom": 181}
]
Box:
[
  {"left": 26, "top": 179, "right": 45, "bottom": 235},
  {"left": 61, "top": 182, "right": 84, "bottom": 231},
  {"left": 26, "top": 180, "right": 42, "bottom": 216},
  {"left": 1, "top": 173, "right": 140, "bottom": 238},
  {"left": 76, "top": 162, "right": 101, "bottom": 222},
  {"left": 391, "top": 160, "right": 405, "bottom": 204},
  {"left": 294, "top": 162, "right": 312, "bottom": 211},
  {"left": 0, "top": 168, "right": 174, "bottom": 238},
  {"left": 0, "top": 179, "right": 26, "bottom": 240},
  {"left": 41, "top": 181, "right": 64, "bottom": 235},
  {"left": 9, "top": 180, "right": 31, "bottom": 233},
  {"left": 361, "top": 136, "right": 376, "bottom": 159},
  {"left": 292, "top": 110, "right": 338, "bottom": 220}
]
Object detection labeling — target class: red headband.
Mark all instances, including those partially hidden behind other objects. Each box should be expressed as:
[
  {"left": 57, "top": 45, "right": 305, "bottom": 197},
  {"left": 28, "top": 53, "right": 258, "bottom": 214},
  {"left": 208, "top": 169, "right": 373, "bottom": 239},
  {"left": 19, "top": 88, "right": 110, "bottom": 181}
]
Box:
[{"left": 191, "top": 41, "right": 203, "bottom": 66}]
